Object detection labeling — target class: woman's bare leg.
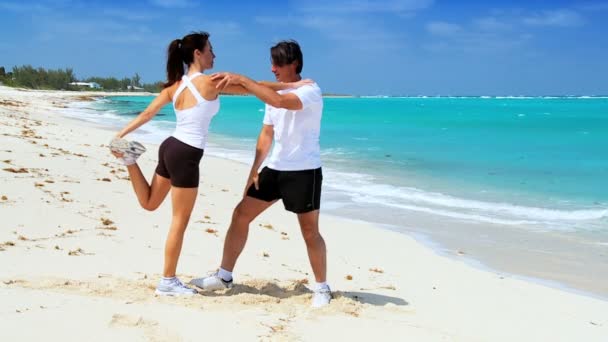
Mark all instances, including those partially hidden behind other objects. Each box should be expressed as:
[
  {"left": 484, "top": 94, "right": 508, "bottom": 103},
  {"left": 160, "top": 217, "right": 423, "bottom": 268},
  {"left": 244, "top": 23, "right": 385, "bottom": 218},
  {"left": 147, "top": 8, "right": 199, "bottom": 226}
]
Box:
[
  {"left": 125, "top": 164, "right": 171, "bottom": 211},
  {"left": 163, "top": 186, "right": 198, "bottom": 277}
]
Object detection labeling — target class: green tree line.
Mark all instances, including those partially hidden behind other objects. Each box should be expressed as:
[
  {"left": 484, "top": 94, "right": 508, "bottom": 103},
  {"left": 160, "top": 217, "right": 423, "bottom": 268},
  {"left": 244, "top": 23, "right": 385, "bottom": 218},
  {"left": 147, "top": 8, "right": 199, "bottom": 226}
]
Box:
[{"left": 0, "top": 65, "right": 163, "bottom": 92}]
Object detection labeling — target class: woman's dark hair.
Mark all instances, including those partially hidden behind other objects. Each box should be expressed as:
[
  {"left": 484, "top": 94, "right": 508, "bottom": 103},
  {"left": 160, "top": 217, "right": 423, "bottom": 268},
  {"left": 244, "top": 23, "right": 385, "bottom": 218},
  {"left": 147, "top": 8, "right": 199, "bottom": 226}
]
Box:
[
  {"left": 271, "top": 40, "right": 303, "bottom": 74},
  {"left": 164, "top": 31, "right": 210, "bottom": 88}
]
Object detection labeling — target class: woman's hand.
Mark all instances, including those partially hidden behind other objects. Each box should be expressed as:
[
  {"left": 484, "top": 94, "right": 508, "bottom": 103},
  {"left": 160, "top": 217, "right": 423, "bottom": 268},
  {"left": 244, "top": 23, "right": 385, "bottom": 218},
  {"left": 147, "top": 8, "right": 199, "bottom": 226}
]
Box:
[
  {"left": 109, "top": 135, "right": 125, "bottom": 158},
  {"left": 211, "top": 72, "right": 244, "bottom": 90},
  {"left": 290, "top": 78, "right": 314, "bottom": 88}
]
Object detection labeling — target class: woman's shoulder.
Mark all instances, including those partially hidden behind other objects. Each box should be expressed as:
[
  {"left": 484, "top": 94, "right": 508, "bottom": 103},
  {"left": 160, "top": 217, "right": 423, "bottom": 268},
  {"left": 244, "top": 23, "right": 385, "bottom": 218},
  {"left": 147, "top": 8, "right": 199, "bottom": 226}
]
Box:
[
  {"left": 192, "top": 73, "right": 212, "bottom": 85},
  {"left": 163, "top": 82, "right": 180, "bottom": 99},
  {"left": 193, "top": 74, "right": 219, "bottom": 99}
]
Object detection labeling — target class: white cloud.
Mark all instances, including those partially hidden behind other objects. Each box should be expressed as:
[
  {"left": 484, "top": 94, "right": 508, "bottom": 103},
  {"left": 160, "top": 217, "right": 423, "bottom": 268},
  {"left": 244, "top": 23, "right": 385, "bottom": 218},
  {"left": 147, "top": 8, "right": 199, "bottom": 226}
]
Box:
[
  {"left": 255, "top": 13, "right": 404, "bottom": 49},
  {"left": 426, "top": 21, "right": 462, "bottom": 36},
  {"left": 199, "top": 21, "right": 241, "bottom": 37},
  {"left": 523, "top": 9, "right": 584, "bottom": 27},
  {"left": 295, "top": 0, "right": 433, "bottom": 14},
  {"left": 424, "top": 32, "right": 532, "bottom": 54},
  {"left": 149, "top": 0, "right": 197, "bottom": 8},
  {"left": 255, "top": 0, "right": 426, "bottom": 53},
  {"left": 473, "top": 17, "right": 512, "bottom": 31},
  {"left": 302, "top": 15, "right": 403, "bottom": 48},
  {"left": 0, "top": 2, "right": 49, "bottom": 12},
  {"left": 102, "top": 9, "right": 160, "bottom": 21},
  {"left": 578, "top": 2, "right": 608, "bottom": 11},
  {"left": 425, "top": 17, "right": 533, "bottom": 54},
  {"left": 34, "top": 14, "right": 152, "bottom": 44}
]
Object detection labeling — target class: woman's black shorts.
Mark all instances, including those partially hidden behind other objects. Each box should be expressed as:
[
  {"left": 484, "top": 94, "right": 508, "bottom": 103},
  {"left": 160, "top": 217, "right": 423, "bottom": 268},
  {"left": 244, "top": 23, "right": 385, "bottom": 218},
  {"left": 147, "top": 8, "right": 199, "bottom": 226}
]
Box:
[{"left": 155, "top": 136, "right": 204, "bottom": 188}]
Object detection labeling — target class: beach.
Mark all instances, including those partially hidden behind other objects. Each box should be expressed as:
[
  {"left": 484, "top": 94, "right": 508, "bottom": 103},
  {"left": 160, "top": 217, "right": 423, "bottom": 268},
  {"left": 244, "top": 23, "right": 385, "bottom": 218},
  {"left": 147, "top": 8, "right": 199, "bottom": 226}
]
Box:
[{"left": 1, "top": 85, "right": 607, "bottom": 341}]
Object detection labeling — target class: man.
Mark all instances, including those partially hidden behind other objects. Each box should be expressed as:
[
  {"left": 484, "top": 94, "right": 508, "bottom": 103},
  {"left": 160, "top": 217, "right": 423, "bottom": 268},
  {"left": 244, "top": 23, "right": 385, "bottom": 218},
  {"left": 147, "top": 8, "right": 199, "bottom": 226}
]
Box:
[{"left": 190, "top": 40, "right": 331, "bottom": 307}]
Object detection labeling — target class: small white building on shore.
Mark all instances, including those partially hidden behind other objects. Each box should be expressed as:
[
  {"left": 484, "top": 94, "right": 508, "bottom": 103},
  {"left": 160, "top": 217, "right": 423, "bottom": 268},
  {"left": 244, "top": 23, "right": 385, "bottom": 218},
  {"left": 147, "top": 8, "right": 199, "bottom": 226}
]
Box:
[
  {"left": 69, "top": 82, "right": 101, "bottom": 89},
  {"left": 127, "top": 85, "right": 144, "bottom": 91}
]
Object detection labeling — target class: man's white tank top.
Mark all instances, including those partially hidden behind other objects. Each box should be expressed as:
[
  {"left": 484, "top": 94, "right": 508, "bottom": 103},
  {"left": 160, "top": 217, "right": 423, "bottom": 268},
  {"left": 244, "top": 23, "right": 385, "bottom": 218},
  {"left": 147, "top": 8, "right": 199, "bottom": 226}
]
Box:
[{"left": 171, "top": 73, "right": 220, "bottom": 149}]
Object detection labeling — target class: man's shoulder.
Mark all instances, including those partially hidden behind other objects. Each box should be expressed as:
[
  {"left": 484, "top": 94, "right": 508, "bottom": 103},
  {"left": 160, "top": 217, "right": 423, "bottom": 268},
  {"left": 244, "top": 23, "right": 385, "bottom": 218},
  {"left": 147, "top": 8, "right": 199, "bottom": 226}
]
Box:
[
  {"left": 303, "top": 82, "right": 321, "bottom": 92},
  {"left": 291, "top": 83, "right": 322, "bottom": 98}
]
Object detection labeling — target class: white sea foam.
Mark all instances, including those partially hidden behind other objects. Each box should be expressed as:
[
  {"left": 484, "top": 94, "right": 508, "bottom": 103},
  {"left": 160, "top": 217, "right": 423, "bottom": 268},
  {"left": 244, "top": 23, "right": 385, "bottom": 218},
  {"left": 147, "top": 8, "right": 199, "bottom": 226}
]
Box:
[{"left": 322, "top": 169, "right": 608, "bottom": 230}]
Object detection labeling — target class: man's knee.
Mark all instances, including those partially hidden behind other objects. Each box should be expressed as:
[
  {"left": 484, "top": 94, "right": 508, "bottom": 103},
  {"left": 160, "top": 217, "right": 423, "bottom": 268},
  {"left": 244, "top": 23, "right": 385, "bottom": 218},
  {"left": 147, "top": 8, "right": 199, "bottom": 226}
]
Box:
[
  {"left": 301, "top": 225, "right": 321, "bottom": 244},
  {"left": 232, "top": 202, "right": 254, "bottom": 224}
]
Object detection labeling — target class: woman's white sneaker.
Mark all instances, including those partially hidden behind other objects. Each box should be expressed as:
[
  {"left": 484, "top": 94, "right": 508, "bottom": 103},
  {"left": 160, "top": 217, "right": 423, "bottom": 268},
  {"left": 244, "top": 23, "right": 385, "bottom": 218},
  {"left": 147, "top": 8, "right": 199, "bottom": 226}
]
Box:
[
  {"left": 109, "top": 138, "right": 146, "bottom": 165},
  {"left": 155, "top": 277, "right": 197, "bottom": 296}
]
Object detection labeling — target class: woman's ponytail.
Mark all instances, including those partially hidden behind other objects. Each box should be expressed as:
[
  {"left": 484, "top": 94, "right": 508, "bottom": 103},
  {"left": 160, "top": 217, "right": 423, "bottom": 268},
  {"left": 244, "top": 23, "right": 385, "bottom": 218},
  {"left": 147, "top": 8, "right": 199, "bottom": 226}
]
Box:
[{"left": 164, "top": 39, "right": 184, "bottom": 88}]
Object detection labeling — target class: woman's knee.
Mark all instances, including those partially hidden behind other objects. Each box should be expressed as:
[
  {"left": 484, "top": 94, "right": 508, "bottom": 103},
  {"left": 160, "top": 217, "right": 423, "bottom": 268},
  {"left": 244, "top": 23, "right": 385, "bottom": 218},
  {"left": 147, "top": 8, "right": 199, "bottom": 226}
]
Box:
[{"left": 141, "top": 201, "right": 161, "bottom": 211}]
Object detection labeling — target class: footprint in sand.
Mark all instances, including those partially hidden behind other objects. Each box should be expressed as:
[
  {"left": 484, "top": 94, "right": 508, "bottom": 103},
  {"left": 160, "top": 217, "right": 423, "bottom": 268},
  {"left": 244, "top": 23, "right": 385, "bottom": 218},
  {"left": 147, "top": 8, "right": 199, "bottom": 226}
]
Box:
[{"left": 109, "top": 313, "right": 180, "bottom": 342}]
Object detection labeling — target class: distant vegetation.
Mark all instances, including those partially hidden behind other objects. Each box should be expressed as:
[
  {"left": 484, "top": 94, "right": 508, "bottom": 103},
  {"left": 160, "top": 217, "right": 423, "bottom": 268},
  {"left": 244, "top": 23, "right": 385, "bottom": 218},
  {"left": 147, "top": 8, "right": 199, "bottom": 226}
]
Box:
[{"left": 0, "top": 65, "right": 163, "bottom": 92}]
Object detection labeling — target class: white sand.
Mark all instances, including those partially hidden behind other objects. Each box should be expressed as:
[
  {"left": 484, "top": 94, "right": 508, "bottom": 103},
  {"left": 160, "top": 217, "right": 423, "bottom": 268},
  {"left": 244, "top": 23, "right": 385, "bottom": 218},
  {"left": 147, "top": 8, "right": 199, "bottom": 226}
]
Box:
[{"left": 0, "top": 86, "right": 606, "bottom": 341}]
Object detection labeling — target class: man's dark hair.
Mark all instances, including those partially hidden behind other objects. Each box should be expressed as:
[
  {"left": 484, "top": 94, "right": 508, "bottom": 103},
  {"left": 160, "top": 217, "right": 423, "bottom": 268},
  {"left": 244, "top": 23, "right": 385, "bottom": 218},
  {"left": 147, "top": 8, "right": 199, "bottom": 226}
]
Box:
[{"left": 271, "top": 40, "right": 303, "bottom": 74}]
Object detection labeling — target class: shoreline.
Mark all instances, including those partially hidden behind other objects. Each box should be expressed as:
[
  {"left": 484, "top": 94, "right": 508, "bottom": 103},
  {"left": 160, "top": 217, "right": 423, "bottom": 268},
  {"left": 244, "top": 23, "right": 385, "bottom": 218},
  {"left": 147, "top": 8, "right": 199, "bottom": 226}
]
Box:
[
  {"left": 64, "top": 89, "right": 608, "bottom": 298},
  {"left": 1, "top": 86, "right": 607, "bottom": 341},
  {"left": 81, "top": 91, "right": 608, "bottom": 299}
]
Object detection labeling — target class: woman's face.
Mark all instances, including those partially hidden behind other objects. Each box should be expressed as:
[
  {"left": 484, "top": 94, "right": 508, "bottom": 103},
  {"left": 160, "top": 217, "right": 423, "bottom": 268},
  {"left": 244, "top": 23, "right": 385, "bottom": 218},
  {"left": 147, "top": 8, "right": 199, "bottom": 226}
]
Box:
[{"left": 198, "top": 41, "right": 215, "bottom": 70}]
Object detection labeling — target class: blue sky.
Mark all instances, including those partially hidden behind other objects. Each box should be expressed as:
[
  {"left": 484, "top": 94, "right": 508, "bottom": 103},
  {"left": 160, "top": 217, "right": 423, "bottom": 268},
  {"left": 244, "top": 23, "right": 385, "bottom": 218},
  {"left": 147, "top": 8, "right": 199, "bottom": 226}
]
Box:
[{"left": 1, "top": 0, "right": 607, "bottom": 95}]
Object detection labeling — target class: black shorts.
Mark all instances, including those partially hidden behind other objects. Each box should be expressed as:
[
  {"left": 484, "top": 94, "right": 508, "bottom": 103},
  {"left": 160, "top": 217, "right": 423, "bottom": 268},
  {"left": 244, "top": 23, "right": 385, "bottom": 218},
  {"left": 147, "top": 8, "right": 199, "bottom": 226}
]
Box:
[
  {"left": 246, "top": 167, "right": 322, "bottom": 213},
  {"left": 155, "top": 136, "right": 204, "bottom": 188}
]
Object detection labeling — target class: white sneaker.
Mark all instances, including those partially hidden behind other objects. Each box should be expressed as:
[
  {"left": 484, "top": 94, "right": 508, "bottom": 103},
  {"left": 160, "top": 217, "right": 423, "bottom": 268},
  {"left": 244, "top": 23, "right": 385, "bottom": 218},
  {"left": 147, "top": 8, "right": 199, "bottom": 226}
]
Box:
[
  {"left": 109, "top": 138, "right": 146, "bottom": 165},
  {"left": 120, "top": 153, "right": 137, "bottom": 166},
  {"left": 311, "top": 286, "right": 332, "bottom": 308},
  {"left": 155, "top": 277, "right": 197, "bottom": 296},
  {"left": 189, "top": 272, "right": 233, "bottom": 291}
]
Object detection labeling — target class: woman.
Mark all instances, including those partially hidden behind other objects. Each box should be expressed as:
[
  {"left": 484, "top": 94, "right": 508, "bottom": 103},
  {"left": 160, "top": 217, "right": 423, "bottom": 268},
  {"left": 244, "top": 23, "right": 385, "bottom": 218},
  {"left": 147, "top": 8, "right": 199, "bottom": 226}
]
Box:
[{"left": 110, "top": 31, "right": 308, "bottom": 296}]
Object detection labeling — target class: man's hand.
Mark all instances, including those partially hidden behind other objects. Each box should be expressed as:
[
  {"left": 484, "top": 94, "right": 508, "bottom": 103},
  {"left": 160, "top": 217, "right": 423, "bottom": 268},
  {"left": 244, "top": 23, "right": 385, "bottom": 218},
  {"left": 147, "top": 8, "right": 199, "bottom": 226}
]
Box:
[{"left": 243, "top": 170, "right": 260, "bottom": 197}]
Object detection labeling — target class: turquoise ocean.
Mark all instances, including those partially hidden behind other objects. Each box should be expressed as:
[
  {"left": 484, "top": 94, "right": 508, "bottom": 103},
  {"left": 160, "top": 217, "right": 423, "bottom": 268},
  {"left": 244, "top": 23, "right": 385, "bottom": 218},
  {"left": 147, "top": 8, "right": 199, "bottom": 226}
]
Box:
[{"left": 67, "top": 95, "right": 608, "bottom": 294}]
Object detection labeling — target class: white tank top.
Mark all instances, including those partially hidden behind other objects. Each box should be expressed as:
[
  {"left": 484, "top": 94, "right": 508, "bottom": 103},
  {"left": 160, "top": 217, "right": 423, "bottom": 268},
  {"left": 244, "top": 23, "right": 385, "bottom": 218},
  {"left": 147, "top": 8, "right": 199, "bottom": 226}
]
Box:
[{"left": 171, "top": 73, "right": 220, "bottom": 149}]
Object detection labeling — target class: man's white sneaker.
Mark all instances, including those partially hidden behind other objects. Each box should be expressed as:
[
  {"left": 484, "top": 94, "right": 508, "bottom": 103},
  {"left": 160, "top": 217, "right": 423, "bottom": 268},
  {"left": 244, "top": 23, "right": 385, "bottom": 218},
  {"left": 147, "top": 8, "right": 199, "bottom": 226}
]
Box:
[
  {"left": 311, "top": 286, "right": 332, "bottom": 308},
  {"left": 155, "top": 277, "right": 197, "bottom": 296},
  {"left": 189, "top": 272, "right": 233, "bottom": 291}
]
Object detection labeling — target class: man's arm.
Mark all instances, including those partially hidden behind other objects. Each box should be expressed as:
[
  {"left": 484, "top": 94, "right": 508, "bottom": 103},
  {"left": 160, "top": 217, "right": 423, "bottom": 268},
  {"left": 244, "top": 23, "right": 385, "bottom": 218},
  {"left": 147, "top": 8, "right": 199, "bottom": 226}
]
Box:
[{"left": 245, "top": 124, "right": 274, "bottom": 195}]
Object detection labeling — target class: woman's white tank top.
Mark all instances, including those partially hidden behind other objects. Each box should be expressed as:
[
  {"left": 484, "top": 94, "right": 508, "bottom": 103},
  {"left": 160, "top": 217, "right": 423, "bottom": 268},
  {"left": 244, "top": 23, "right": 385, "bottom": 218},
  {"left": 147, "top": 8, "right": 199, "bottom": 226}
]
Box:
[{"left": 171, "top": 73, "right": 220, "bottom": 149}]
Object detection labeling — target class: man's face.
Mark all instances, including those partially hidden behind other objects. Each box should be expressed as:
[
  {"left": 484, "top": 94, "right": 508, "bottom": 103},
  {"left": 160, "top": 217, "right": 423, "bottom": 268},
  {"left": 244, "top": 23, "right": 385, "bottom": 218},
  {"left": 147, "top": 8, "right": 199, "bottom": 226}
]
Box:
[{"left": 271, "top": 62, "right": 297, "bottom": 82}]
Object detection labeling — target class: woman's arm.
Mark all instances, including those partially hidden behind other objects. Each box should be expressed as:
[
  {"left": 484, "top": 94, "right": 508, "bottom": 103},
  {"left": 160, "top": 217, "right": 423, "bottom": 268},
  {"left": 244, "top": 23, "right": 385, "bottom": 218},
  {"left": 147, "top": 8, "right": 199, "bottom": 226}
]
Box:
[
  {"left": 213, "top": 73, "right": 306, "bottom": 110},
  {"left": 115, "top": 89, "right": 171, "bottom": 138},
  {"left": 259, "top": 80, "right": 313, "bottom": 91},
  {"left": 211, "top": 74, "right": 312, "bottom": 95}
]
